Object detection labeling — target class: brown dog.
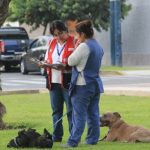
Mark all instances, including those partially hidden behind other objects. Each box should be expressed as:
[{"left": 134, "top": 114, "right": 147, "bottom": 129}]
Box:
[
  {"left": 0, "top": 102, "right": 6, "bottom": 129},
  {"left": 100, "top": 112, "right": 150, "bottom": 142}
]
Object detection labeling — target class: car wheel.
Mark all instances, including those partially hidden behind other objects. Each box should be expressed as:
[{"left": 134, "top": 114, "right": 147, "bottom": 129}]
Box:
[
  {"left": 4, "top": 64, "right": 11, "bottom": 72},
  {"left": 20, "top": 59, "right": 28, "bottom": 74}
]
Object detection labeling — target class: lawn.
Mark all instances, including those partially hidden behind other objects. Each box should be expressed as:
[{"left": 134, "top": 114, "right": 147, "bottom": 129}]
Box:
[
  {"left": 101, "top": 65, "right": 150, "bottom": 71},
  {"left": 1, "top": 93, "right": 150, "bottom": 150}
]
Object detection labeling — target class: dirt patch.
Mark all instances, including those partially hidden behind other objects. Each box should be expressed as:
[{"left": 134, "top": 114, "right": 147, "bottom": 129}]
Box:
[{"left": 0, "top": 124, "right": 26, "bottom": 130}]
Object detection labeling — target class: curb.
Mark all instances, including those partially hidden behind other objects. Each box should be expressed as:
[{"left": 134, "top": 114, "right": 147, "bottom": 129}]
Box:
[
  {"left": 100, "top": 71, "right": 124, "bottom": 76},
  {"left": 1, "top": 88, "right": 150, "bottom": 97},
  {"left": 0, "top": 89, "right": 48, "bottom": 96}
]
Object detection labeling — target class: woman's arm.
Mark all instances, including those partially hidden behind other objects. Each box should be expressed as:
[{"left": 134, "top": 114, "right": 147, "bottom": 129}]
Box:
[{"left": 68, "top": 43, "right": 90, "bottom": 67}]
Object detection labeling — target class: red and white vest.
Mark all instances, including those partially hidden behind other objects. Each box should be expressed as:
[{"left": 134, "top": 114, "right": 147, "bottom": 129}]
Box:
[{"left": 46, "top": 35, "right": 76, "bottom": 89}]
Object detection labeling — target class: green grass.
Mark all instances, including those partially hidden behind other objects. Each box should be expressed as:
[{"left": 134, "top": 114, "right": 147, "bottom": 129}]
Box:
[
  {"left": 1, "top": 93, "right": 150, "bottom": 150},
  {"left": 101, "top": 65, "right": 150, "bottom": 71}
]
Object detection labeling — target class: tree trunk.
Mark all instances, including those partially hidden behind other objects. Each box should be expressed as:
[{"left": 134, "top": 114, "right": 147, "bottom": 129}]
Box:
[
  {"left": 0, "top": 0, "right": 11, "bottom": 89},
  {"left": 0, "top": 0, "right": 11, "bottom": 27},
  {"left": 43, "top": 23, "right": 48, "bottom": 35}
]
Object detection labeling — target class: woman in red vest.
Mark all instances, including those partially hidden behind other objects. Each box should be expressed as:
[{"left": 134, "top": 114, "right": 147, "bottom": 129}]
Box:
[{"left": 41, "top": 20, "right": 76, "bottom": 142}]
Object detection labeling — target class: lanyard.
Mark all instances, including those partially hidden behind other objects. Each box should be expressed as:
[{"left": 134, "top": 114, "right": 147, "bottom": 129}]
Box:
[{"left": 56, "top": 43, "right": 66, "bottom": 56}]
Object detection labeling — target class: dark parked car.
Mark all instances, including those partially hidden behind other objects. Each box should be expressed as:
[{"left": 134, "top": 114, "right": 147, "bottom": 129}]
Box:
[
  {"left": 0, "top": 27, "right": 29, "bottom": 71},
  {"left": 20, "top": 35, "right": 52, "bottom": 75}
]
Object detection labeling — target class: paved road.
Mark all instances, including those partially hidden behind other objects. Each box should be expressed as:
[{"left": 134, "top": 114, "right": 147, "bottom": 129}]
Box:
[
  {"left": 1, "top": 72, "right": 46, "bottom": 91},
  {"left": 1, "top": 72, "right": 150, "bottom": 92}
]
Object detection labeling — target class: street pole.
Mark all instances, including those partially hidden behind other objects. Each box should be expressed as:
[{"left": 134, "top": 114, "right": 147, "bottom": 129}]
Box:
[{"left": 110, "top": 0, "right": 122, "bottom": 66}]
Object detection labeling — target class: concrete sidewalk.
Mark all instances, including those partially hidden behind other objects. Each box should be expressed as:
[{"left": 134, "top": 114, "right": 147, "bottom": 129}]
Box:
[
  {"left": 120, "top": 70, "right": 150, "bottom": 76},
  {"left": 104, "top": 87, "right": 150, "bottom": 97},
  {"left": 103, "top": 70, "right": 150, "bottom": 96},
  {"left": 104, "top": 70, "right": 150, "bottom": 96},
  {"left": 1, "top": 70, "right": 150, "bottom": 97}
]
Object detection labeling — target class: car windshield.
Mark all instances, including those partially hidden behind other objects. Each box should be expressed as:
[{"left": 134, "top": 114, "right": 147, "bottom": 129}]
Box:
[{"left": 0, "top": 34, "right": 29, "bottom": 40}]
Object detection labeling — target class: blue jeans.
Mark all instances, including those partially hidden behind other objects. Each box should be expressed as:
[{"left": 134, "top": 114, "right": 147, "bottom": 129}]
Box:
[
  {"left": 67, "top": 82, "right": 100, "bottom": 146},
  {"left": 49, "top": 83, "right": 72, "bottom": 141}
]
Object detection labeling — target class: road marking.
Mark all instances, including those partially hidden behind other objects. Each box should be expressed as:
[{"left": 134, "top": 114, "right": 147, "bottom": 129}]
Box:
[
  {"left": 1, "top": 78, "right": 46, "bottom": 90},
  {"left": 6, "top": 79, "right": 46, "bottom": 84},
  {"left": 1, "top": 83, "right": 21, "bottom": 86}
]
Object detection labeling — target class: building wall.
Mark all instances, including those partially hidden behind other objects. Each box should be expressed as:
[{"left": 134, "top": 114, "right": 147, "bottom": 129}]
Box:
[
  {"left": 97, "top": 0, "right": 150, "bottom": 66},
  {"left": 122, "top": 0, "right": 150, "bottom": 66},
  {"left": 21, "top": 24, "right": 50, "bottom": 39}
]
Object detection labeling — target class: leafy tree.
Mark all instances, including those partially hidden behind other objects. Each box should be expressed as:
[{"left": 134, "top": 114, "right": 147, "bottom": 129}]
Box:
[
  {"left": 0, "top": 0, "right": 11, "bottom": 27},
  {"left": 8, "top": 0, "right": 61, "bottom": 34},
  {"left": 8, "top": 0, "right": 131, "bottom": 33},
  {"left": 60, "top": 0, "right": 131, "bottom": 31}
]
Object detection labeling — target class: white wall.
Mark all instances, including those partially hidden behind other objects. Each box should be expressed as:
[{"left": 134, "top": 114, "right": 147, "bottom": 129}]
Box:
[
  {"left": 122, "top": 0, "right": 150, "bottom": 66},
  {"left": 96, "top": 0, "right": 150, "bottom": 66}
]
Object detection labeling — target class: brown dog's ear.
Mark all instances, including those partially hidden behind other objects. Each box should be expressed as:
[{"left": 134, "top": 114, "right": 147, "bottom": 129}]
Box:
[{"left": 113, "top": 112, "right": 121, "bottom": 118}]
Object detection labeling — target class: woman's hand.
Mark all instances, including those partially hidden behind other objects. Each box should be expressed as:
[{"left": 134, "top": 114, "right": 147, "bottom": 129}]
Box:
[
  {"left": 38, "top": 61, "right": 46, "bottom": 68},
  {"left": 52, "top": 62, "right": 66, "bottom": 70}
]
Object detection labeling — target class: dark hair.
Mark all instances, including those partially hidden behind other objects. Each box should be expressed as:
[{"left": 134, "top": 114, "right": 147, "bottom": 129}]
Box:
[
  {"left": 50, "top": 20, "right": 67, "bottom": 35},
  {"left": 75, "top": 20, "right": 94, "bottom": 38}
]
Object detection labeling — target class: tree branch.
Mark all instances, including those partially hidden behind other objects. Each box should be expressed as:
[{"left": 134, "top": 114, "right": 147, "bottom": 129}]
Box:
[{"left": 0, "top": 0, "right": 11, "bottom": 27}]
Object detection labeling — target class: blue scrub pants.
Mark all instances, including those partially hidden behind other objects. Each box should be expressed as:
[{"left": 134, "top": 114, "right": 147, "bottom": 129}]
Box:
[
  {"left": 49, "top": 83, "right": 72, "bottom": 141},
  {"left": 67, "top": 82, "right": 100, "bottom": 146}
]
